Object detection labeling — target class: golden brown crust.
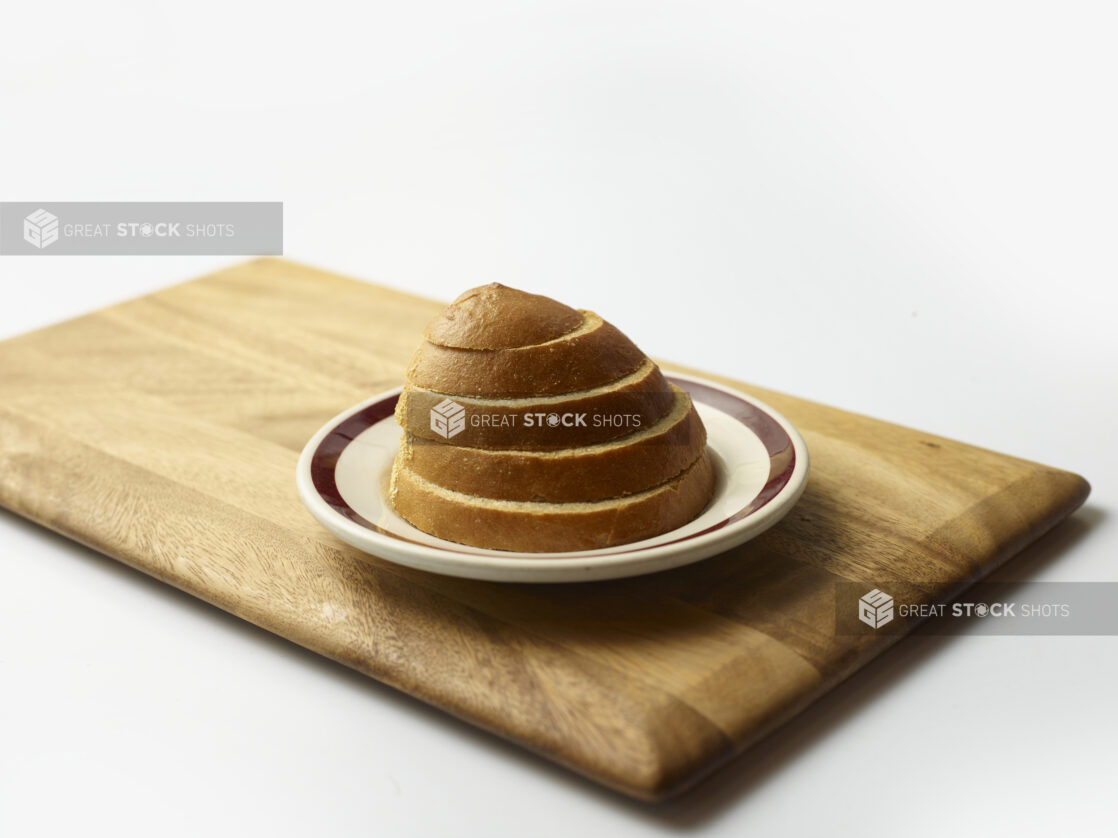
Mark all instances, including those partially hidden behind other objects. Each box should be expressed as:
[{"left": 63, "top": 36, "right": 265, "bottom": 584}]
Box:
[
  {"left": 395, "top": 359, "right": 674, "bottom": 450},
  {"left": 390, "top": 449, "right": 715, "bottom": 552},
  {"left": 406, "top": 312, "right": 645, "bottom": 397},
  {"left": 398, "top": 389, "right": 706, "bottom": 502},
  {"left": 424, "top": 283, "right": 583, "bottom": 350}
]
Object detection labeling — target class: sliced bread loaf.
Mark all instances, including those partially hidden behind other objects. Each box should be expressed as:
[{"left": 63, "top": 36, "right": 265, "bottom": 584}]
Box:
[{"left": 390, "top": 283, "right": 716, "bottom": 552}]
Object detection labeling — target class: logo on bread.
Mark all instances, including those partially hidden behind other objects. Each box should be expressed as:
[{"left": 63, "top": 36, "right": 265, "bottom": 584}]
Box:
[
  {"left": 422, "top": 403, "right": 643, "bottom": 437},
  {"left": 430, "top": 398, "right": 467, "bottom": 439},
  {"left": 858, "top": 589, "right": 894, "bottom": 629}
]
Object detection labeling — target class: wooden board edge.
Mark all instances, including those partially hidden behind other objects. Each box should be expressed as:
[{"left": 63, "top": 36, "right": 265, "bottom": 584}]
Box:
[{"left": 640, "top": 467, "right": 1091, "bottom": 802}]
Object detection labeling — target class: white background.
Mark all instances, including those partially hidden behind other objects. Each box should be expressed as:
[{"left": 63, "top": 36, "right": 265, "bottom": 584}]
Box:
[{"left": 1, "top": 1, "right": 1115, "bottom": 835}]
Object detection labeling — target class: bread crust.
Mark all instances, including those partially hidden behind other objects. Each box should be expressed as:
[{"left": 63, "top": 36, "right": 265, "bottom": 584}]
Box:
[
  {"left": 406, "top": 312, "right": 645, "bottom": 397},
  {"left": 395, "top": 359, "right": 674, "bottom": 450},
  {"left": 390, "top": 448, "right": 716, "bottom": 552},
  {"left": 424, "top": 283, "right": 583, "bottom": 349},
  {"left": 399, "top": 388, "right": 706, "bottom": 502}
]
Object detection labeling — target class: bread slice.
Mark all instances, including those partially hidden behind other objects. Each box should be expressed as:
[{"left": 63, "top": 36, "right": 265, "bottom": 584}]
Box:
[
  {"left": 390, "top": 448, "right": 716, "bottom": 552},
  {"left": 406, "top": 311, "right": 645, "bottom": 397},
  {"left": 424, "top": 283, "right": 583, "bottom": 349},
  {"left": 395, "top": 358, "right": 674, "bottom": 450},
  {"left": 399, "top": 386, "right": 706, "bottom": 502}
]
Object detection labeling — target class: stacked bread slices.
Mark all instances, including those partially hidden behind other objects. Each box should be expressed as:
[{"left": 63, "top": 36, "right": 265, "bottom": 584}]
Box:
[{"left": 390, "top": 284, "right": 715, "bottom": 552}]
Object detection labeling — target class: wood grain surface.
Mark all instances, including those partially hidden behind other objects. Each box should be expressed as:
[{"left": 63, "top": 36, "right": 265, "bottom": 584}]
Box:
[{"left": 0, "top": 258, "right": 1089, "bottom": 800}]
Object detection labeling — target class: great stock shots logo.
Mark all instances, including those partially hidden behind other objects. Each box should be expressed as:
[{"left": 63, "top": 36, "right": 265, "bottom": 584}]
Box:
[
  {"left": 23, "top": 208, "right": 59, "bottom": 249},
  {"left": 1, "top": 202, "right": 283, "bottom": 255},
  {"left": 430, "top": 398, "right": 466, "bottom": 439},
  {"left": 858, "top": 589, "right": 895, "bottom": 629}
]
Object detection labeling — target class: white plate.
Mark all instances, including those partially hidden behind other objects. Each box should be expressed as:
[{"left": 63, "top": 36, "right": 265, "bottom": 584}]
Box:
[{"left": 296, "top": 372, "right": 809, "bottom": 583}]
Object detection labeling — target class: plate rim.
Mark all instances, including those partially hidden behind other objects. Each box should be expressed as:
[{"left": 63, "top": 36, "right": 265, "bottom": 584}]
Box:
[{"left": 295, "top": 371, "right": 810, "bottom": 582}]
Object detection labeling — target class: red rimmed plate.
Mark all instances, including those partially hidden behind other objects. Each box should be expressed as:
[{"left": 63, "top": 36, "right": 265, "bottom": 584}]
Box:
[{"left": 295, "top": 372, "right": 809, "bottom": 582}]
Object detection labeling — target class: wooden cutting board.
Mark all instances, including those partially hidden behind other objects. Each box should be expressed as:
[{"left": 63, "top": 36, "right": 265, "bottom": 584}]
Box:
[{"left": 0, "top": 258, "right": 1089, "bottom": 800}]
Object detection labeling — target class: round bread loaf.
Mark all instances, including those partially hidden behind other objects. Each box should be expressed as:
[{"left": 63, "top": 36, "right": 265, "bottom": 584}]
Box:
[{"left": 390, "top": 283, "right": 715, "bottom": 552}]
